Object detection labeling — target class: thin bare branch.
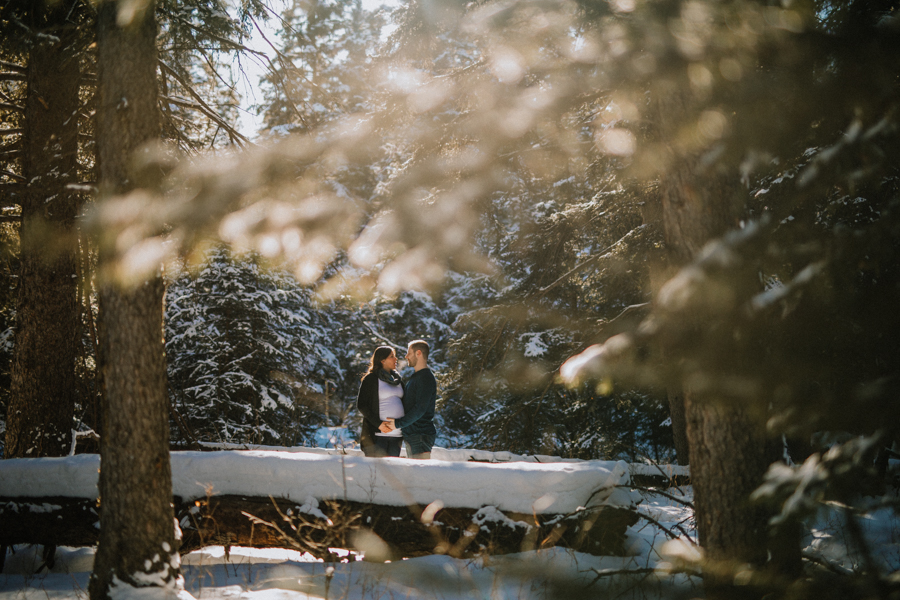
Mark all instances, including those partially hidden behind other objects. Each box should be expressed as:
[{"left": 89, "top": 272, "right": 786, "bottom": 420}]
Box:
[{"left": 617, "top": 484, "right": 695, "bottom": 509}]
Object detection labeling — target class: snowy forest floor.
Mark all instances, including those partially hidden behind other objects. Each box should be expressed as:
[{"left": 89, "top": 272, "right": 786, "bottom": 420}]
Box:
[
  {"left": 2, "top": 484, "right": 700, "bottom": 600},
  {"left": 2, "top": 449, "right": 898, "bottom": 600}
]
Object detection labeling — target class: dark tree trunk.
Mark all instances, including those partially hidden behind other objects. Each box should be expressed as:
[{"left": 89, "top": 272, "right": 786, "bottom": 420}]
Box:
[
  {"left": 655, "top": 89, "right": 777, "bottom": 598},
  {"left": 5, "top": 3, "right": 83, "bottom": 459},
  {"left": 683, "top": 395, "right": 770, "bottom": 592},
  {"left": 88, "top": 2, "right": 178, "bottom": 598},
  {"left": 666, "top": 389, "right": 689, "bottom": 465},
  {"left": 639, "top": 187, "right": 690, "bottom": 465}
]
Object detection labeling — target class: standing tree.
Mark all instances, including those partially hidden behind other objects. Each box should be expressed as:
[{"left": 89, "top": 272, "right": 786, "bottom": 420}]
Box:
[
  {"left": 88, "top": 1, "right": 182, "bottom": 598},
  {"left": 1, "top": 0, "right": 93, "bottom": 458}
]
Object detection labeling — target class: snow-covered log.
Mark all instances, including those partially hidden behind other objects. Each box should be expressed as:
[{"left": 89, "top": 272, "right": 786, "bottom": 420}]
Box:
[
  {"left": 192, "top": 443, "right": 691, "bottom": 487},
  {"left": 177, "top": 494, "right": 638, "bottom": 558},
  {"left": 1, "top": 495, "right": 637, "bottom": 560},
  {"left": 0, "top": 451, "right": 647, "bottom": 559}
]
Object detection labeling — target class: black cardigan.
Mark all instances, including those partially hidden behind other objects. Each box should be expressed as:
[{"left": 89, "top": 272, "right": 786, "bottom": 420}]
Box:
[{"left": 356, "top": 371, "right": 405, "bottom": 452}]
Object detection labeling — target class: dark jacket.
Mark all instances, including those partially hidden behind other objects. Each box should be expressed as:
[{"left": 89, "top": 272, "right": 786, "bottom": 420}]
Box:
[
  {"left": 394, "top": 368, "right": 437, "bottom": 436},
  {"left": 356, "top": 370, "right": 405, "bottom": 453}
]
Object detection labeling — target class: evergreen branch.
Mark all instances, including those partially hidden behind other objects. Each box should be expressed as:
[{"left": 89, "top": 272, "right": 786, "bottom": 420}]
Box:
[
  {"left": 247, "top": 14, "right": 309, "bottom": 128},
  {"left": 160, "top": 11, "right": 267, "bottom": 57},
  {"left": 0, "top": 60, "right": 26, "bottom": 73},
  {"left": 0, "top": 72, "right": 26, "bottom": 81},
  {"left": 0, "top": 103, "right": 25, "bottom": 113},
  {"left": 158, "top": 61, "right": 250, "bottom": 147},
  {"left": 588, "top": 566, "right": 658, "bottom": 582},
  {"left": 802, "top": 551, "right": 853, "bottom": 576},
  {"left": 167, "top": 384, "right": 200, "bottom": 450},
  {"left": 362, "top": 321, "right": 406, "bottom": 350},
  {"left": 0, "top": 170, "right": 26, "bottom": 182},
  {"left": 0, "top": 129, "right": 23, "bottom": 137},
  {"left": 0, "top": 181, "right": 96, "bottom": 193},
  {"left": 161, "top": 94, "right": 224, "bottom": 113},
  {"left": 536, "top": 225, "right": 646, "bottom": 297}
]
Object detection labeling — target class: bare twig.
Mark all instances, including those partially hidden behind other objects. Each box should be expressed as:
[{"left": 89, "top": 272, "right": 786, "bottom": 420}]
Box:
[{"left": 631, "top": 509, "right": 698, "bottom": 546}]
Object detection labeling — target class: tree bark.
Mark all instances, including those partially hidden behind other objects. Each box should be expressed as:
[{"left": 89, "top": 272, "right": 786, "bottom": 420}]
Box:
[
  {"left": 5, "top": 2, "right": 83, "bottom": 459},
  {"left": 666, "top": 389, "right": 689, "bottom": 465},
  {"left": 639, "top": 187, "right": 690, "bottom": 465},
  {"left": 655, "top": 87, "right": 774, "bottom": 598},
  {"left": 683, "top": 395, "right": 770, "bottom": 591},
  {"left": 88, "top": 2, "right": 179, "bottom": 598}
]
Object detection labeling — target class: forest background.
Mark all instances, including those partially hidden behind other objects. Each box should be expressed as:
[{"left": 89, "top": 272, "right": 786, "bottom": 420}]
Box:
[
  {"left": 1, "top": 0, "right": 899, "bottom": 598},
  {"left": 0, "top": 0, "right": 678, "bottom": 461}
]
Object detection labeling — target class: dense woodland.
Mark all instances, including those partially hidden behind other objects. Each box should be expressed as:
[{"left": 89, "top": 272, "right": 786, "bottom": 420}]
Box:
[{"left": 1, "top": 0, "right": 899, "bottom": 599}]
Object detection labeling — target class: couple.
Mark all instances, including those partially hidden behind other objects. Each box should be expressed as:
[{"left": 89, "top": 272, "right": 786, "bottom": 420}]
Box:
[{"left": 356, "top": 340, "right": 437, "bottom": 459}]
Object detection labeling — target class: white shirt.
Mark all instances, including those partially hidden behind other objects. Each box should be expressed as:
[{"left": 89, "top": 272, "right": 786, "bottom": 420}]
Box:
[{"left": 376, "top": 379, "right": 404, "bottom": 437}]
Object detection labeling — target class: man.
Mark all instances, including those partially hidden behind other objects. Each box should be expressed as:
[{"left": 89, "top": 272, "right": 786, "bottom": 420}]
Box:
[{"left": 379, "top": 339, "right": 437, "bottom": 459}]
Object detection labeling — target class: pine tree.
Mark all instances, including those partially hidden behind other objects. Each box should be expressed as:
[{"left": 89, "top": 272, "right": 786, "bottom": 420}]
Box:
[
  {"left": 1, "top": 0, "right": 94, "bottom": 458},
  {"left": 166, "top": 247, "right": 334, "bottom": 446},
  {"left": 261, "top": 0, "right": 387, "bottom": 136}
]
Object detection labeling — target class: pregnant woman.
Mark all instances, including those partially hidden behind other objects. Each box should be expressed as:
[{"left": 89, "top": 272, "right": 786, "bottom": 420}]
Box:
[{"left": 356, "top": 346, "right": 405, "bottom": 457}]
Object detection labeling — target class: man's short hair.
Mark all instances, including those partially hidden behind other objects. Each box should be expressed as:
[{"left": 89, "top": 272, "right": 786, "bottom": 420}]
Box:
[{"left": 408, "top": 339, "right": 429, "bottom": 360}]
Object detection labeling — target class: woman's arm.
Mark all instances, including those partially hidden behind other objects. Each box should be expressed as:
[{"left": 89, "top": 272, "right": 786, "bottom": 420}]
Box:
[{"left": 356, "top": 374, "right": 380, "bottom": 427}]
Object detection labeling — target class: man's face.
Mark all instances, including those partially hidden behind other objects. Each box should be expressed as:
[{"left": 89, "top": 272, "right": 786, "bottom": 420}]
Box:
[{"left": 405, "top": 346, "right": 417, "bottom": 368}]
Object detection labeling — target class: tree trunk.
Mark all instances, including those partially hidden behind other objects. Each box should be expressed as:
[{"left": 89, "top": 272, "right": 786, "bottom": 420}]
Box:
[
  {"left": 639, "top": 187, "right": 690, "bottom": 465},
  {"left": 5, "top": 3, "right": 83, "bottom": 459},
  {"left": 655, "top": 87, "right": 775, "bottom": 598},
  {"left": 666, "top": 389, "right": 689, "bottom": 465},
  {"left": 683, "top": 394, "right": 770, "bottom": 595},
  {"left": 88, "top": 2, "right": 179, "bottom": 598}
]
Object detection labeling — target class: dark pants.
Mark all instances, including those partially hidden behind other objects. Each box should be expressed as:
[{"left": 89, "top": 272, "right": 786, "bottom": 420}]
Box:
[
  {"left": 369, "top": 435, "right": 402, "bottom": 457},
  {"left": 403, "top": 433, "right": 436, "bottom": 459}
]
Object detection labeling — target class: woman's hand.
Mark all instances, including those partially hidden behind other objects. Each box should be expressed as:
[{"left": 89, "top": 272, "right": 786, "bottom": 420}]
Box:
[{"left": 379, "top": 419, "right": 396, "bottom": 433}]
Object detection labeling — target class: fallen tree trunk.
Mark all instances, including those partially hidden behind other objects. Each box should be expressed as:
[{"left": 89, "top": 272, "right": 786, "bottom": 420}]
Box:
[{"left": 2, "top": 494, "right": 637, "bottom": 561}]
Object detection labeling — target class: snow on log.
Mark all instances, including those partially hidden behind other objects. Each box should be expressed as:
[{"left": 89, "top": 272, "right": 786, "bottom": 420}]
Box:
[
  {"left": 0, "top": 451, "right": 649, "bottom": 559},
  {"left": 192, "top": 443, "right": 690, "bottom": 487}
]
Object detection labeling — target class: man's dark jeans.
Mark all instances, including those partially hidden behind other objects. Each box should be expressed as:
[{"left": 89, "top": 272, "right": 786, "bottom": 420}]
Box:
[{"left": 403, "top": 433, "right": 435, "bottom": 459}]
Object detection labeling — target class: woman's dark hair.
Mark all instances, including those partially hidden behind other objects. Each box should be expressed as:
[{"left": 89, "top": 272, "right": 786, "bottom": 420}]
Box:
[{"left": 363, "top": 346, "right": 395, "bottom": 380}]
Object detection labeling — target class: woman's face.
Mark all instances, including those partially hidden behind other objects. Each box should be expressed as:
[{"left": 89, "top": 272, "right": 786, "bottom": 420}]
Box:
[{"left": 381, "top": 351, "right": 398, "bottom": 371}]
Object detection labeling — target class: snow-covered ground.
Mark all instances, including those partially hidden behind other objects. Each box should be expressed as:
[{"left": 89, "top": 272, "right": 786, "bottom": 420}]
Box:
[
  {"left": 0, "top": 445, "right": 694, "bottom": 600},
  {"left": 2, "top": 448, "right": 896, "bottom": 600},
  {"left": 1, "top": 486, "right": 700, "bottom": 600}
]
